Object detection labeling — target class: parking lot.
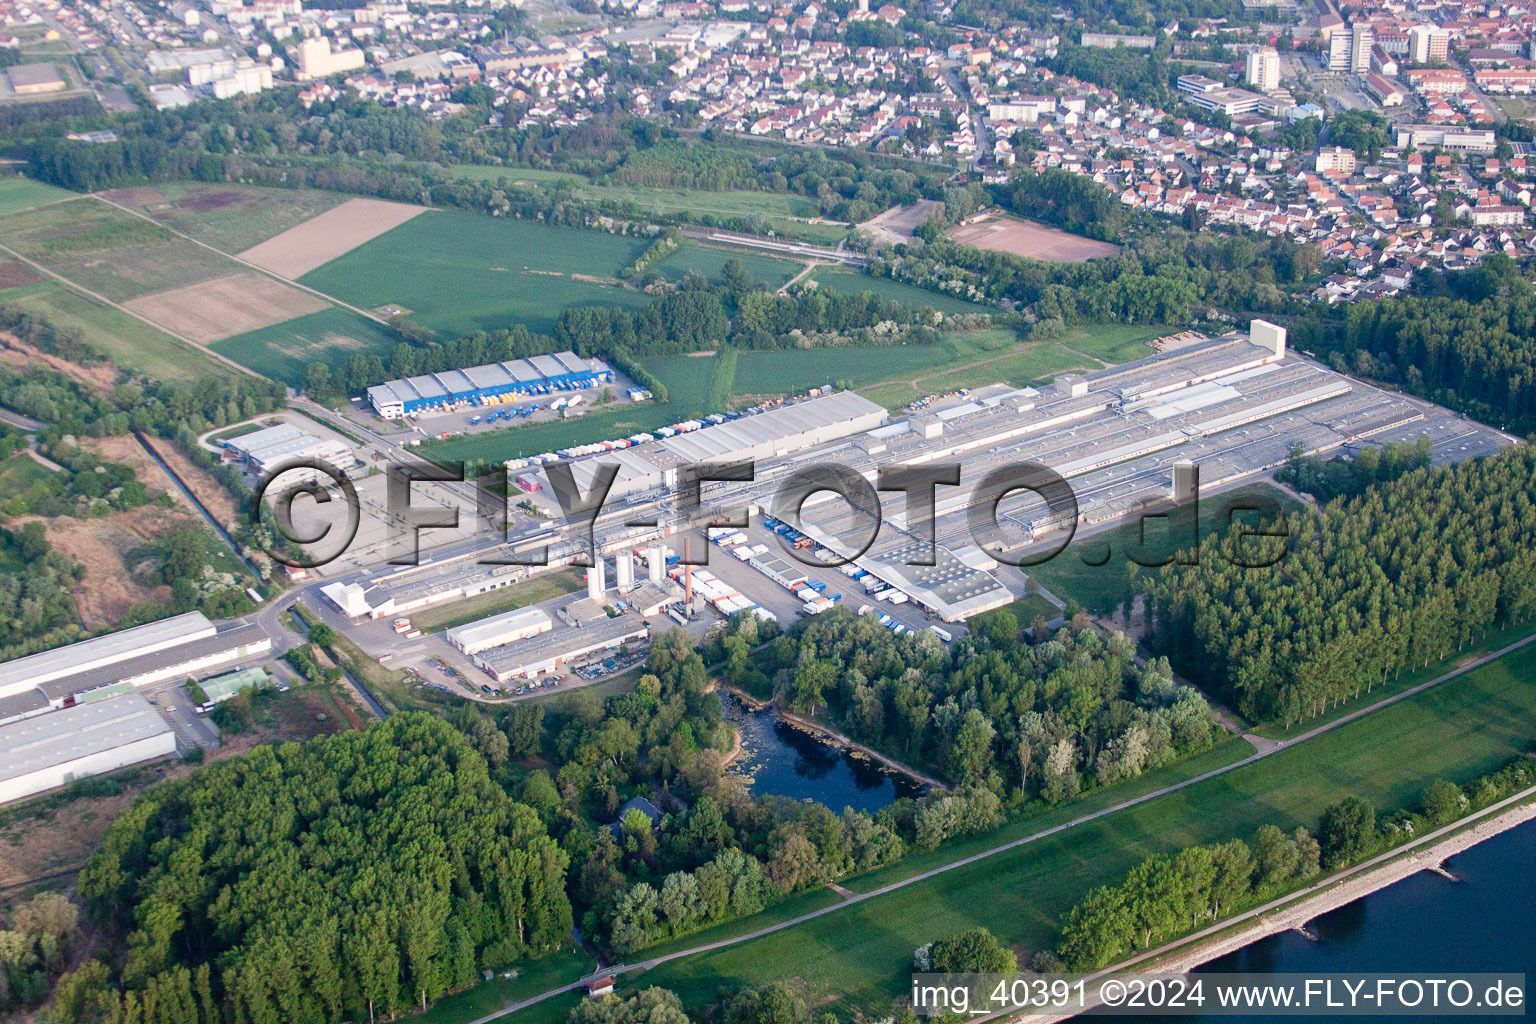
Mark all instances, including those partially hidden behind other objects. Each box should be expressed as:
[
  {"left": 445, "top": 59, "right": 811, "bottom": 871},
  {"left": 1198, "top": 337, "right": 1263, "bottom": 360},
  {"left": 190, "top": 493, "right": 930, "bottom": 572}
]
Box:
[{"left": 686, "top": 516, "right": 978, "bottom": 643}]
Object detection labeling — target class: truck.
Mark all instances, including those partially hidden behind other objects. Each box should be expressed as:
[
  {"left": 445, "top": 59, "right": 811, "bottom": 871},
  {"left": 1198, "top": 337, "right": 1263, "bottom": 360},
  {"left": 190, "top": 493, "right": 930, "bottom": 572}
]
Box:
[
  {"left": 469, "top": 415, "right": 482, "bottom": 425},
  {"left": 886, "top": 591, "right": 909, "bottom": 605},
  {"left": 806, "top": 579, "right": 827, "bottom": 593},
  {"left": 858, "top": 604, "right": 873, "bottom": 616},
  {"left": 392, "top": 618, "right": 412, "bottom": 634},
  {"left": 929, "top": 625, "right": 954, "bottom": 643},
  {"left": 792, "top": 536, "right": 814, "bottom": 549},
  {"left": 877, "top": 613, "right": 894, "bottom": 627}
]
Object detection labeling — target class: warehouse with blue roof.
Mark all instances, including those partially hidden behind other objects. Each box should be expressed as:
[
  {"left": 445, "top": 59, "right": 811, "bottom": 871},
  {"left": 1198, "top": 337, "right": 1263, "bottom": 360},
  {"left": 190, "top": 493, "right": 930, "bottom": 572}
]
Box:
[{"left": 366, "top": 352, "right": 613, "bottom": 418}]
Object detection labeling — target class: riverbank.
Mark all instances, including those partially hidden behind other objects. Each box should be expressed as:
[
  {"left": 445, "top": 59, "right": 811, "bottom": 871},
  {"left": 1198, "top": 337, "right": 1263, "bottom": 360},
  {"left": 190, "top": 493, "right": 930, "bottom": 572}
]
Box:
[
  {"left": 1018, "top": 788, "right": 1536, "bottom": 1023},
  {"left": 1157, "top": 798, "right": 1536, "bottom": 974}
]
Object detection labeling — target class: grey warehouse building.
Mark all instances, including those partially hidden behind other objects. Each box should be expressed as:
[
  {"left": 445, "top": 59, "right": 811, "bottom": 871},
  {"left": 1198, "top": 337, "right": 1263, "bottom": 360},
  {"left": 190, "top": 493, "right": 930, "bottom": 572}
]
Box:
[{"left": 0, "top": 694, "right": 176, "bottom": 806}]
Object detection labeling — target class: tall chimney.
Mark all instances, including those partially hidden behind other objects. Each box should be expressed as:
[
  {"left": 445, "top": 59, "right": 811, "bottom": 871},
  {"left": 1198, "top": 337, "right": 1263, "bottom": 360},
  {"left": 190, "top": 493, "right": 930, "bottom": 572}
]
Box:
[{"left": 684, "top": 539, "right": 693, "bottom": 605}]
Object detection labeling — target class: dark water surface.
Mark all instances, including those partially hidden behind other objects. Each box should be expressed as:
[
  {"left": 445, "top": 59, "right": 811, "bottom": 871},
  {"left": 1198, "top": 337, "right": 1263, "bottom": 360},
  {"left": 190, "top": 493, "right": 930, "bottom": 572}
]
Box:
[
  {"left": 719, "top": 691, "right": 923, "bottom": 812},
  {"left": 1140, "top": 817, "right": 1536, "bottom": 1022}
]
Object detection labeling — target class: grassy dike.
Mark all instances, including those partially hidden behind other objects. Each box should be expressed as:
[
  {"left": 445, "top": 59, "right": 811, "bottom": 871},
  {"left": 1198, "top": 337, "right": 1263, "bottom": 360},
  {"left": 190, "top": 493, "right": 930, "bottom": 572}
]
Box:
[{"left": 612, "top": 640, "right": 1536, "bottom": 1019}]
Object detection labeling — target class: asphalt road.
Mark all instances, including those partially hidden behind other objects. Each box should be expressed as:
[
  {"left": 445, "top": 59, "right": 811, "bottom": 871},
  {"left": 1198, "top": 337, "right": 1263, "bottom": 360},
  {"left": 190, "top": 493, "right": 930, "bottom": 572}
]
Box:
[{"left": 466, "top": 626, "right": 1536, "bottom": 1024}]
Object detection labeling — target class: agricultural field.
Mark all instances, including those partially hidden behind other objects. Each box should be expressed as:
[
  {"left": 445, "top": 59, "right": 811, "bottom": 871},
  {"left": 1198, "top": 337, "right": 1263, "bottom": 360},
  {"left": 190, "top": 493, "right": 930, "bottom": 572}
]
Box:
[
  {"left": 634, "top": 642, "right": 1536, "bottom": 1017},
  {"left": 123, "top": 272, "right": 328, "bottom": 345},
  {"left": 0, "top": 175, "right": 75, "bottom": 218},
  {"left": 105, "top": 182, "right": 349, "bottom": 255},
  {"left": 728, "top": 343, "right": 955, "bottom": 400},
  {"left": 298, "top": 211, "right": 656, "bottom": 337},
  {"left": 212, "top": 306, "right": 399, "bottom": 387},
  {"left": 0, "top": 198, "right": 233, "bottom": 303},
  {"left": 0, "top": 279, "right": 236, "bottom": 381},
  {"left": 240, "top": 198, "right": 430, "bottom": 278}
]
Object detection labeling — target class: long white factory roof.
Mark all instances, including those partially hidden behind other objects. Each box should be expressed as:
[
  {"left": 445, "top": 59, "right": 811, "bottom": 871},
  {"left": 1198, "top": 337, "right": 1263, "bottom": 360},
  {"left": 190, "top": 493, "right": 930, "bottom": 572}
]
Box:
[
  {"left": 445, "top": 606, "right": 552, "bottom": 648},
  {"left": 567, "top": 389, "right": 887, "bottom": 493},
  {"left": 0, "top": 693, "right": 172, "bottom": 783},
  {"left": 0, "top": 612, "right": 214, "bottom": 699}
]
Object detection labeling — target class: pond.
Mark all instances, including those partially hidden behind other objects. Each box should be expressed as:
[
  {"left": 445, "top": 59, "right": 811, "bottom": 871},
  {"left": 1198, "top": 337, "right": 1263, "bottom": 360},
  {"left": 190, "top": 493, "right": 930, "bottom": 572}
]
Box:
[{"left": 718, "top": 691, "right": 924, "bottom": 813}]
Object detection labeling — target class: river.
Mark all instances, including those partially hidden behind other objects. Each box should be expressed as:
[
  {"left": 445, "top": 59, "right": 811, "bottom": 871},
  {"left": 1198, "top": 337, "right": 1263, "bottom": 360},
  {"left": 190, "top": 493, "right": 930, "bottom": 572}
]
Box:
[
  {"left": 1150, "top": 818, "right": 1536, "bottom": 1022},
  {"left": 718, "top": 692, "right": 923, "bottom": 812}
]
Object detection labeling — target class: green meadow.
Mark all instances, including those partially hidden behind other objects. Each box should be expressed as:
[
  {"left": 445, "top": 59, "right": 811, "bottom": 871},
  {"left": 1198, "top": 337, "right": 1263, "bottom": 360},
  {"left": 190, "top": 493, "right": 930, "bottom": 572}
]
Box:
[
  {"left": 299, "top": 212, "right": 659, "bottom": 338},
  {"left": 624, "top": 644, "right": 1536, "bottom": 1018},
  {"left": 3, "top": 280, "right": 237, "bottom": 381},
  {"left": 0, "top": 175, "right": 75, "bottom": 218},
  {"left": 212, "top": 307, "right": 399, "bottom": 387}
]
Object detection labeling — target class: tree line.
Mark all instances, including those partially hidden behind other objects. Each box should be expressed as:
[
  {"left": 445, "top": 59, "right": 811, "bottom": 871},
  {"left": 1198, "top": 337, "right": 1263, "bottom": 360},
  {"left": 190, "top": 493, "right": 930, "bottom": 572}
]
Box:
[
  {"left": 1052, "top": 755, "right": 1536, "bottom": 971},
  {"left": 303, "top": 264, "right": 959, "bottom": 405},
  {"left": 1290, "top": 255, "right": 1536, "bottom": 433},
  {"left": 870, "top": 187, "right": 1316, "bottom": 329},
  {"left": 1148, "top": 445, "right": 1536, "bottom": 724}
]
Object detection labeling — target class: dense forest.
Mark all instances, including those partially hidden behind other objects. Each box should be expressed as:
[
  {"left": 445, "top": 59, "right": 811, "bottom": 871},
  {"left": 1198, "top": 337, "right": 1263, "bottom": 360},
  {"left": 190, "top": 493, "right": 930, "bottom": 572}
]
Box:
[
  {"left": 713, "top": 606, "right": 1222, "bottom": 807},
  {"left": 1148, "top": 446, "right": 1536, "bottom": 724},
  {"left": 62, "top": 714, "right": 573, "bottom": 1024},
  {"left": 1290, "top": 256, "right": 1536, "bottom": 432},
  {"left": 1275, "top": 438, "right": 1433, "bottom": 503}
]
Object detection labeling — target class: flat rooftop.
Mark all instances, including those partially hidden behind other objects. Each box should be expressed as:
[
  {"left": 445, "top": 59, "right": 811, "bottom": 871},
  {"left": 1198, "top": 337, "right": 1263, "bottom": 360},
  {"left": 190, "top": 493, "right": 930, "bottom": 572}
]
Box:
[
  {"left": 478, "top": 614, "right": 649, "bottom": 674},
  {"left": 445, "top": 606, "right": 552, "bottom": 648},
  {"left": 36, "top": 622, "right": 270, "bottom": 701},
  {"left": 0, "top": 693, "right": 172, "bottom": 784},
  {"left": 0, "top": 612, "right": 213, "bottom": 698},
  {"left": 340, "top": 325, "right": 1516, "bottom": 624}
]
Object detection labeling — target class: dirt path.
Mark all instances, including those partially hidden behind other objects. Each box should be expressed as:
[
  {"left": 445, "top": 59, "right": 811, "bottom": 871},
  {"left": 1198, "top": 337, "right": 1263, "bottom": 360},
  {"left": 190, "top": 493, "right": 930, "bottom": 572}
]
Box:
[
  {"left": 1058, "top": 341, "right": 1112, "bottom": 368},
  {"left": 0, "top": 240, "right": 265, "bottom": 381},
  {"left": 1010, "top": 786, "right": 1536, "bottom": 1023},
  {"left": 467, "top": 626, "right": 1536, "bottom": 1024},
  {"left": 778, "top": 260, "right": 824, "bottom": 295},
  {"left": 90, "top": 193, "right": 391, "bottom": 327}
]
